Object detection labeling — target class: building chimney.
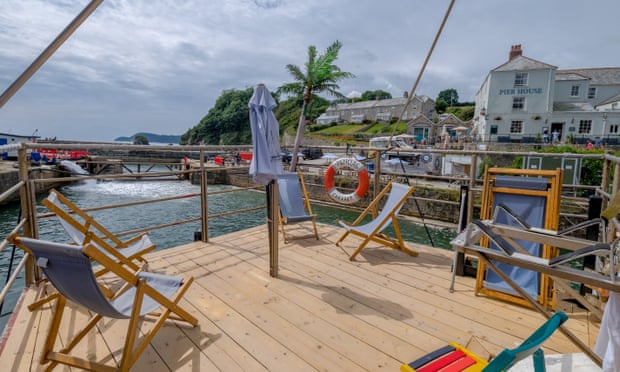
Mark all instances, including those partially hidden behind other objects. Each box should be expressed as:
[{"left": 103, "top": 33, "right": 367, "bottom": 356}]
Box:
[
  {"left": 403, "top": 91, "right": 408, "bottom": 98},
  {"left": 509, "top": 44, "right": 522, "bottom": 60}
]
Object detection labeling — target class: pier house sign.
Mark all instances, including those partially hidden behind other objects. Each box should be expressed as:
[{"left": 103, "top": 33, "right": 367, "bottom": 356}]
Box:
[{"left": 499, "top": 88, "right": 543, "bottom": 95}]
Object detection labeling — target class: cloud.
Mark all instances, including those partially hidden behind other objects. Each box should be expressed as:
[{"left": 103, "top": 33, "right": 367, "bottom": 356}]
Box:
[{"left": 1, "top": 0, "right": 619, "bottom": 141}]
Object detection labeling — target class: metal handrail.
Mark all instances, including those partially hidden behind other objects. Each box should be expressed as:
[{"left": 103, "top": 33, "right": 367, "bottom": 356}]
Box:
[{"left": 0, "top": 141, "right": 618, "bottom": 321}]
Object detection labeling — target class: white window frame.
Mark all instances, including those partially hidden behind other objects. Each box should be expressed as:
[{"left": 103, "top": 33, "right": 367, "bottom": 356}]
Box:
[
  {"left": 512, "top": 96, "right": 525, "bottom": 110},
  {"left": 578, "top": 120, "right": 592, "bottom": 134},
  {"left": 514, "top": 72, "right": 528, "bottom": 86},
  {"left": 571, "top": 85, "right": 580, "bottom": 97},
  {"left": 510, "top": 120, "right": 523, "bottom": 134},
  {"left": 587, "top": 87, "right": 597, "bottom": 99}
]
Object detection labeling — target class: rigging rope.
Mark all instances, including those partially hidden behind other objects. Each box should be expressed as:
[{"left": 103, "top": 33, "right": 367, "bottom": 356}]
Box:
[{"left": 387, "top": 0, "right": 456, "bottom": 247}]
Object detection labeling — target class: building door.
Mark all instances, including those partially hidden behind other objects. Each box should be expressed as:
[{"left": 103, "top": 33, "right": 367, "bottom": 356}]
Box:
[{"left": 550, "top": 122, "right": 564, "bottom": 143}]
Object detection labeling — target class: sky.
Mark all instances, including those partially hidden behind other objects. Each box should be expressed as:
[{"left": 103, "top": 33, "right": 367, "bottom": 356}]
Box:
[{"left": 1, "top": 0, "right": 619, "bottom": 142}]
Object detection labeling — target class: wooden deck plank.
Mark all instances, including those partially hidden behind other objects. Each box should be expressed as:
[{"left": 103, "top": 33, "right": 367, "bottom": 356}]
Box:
[
  {"left": 179, "top": 248, "right": 417, "bottom": 366},
  {"left": 0, "top": 224, "right": 604, "bottom": 371},
  {"left": 0, "top": 288, "right": 45, "bottom": 371},
  {"left": 289, "top": 234, "right": 598, "bottom": 353}
]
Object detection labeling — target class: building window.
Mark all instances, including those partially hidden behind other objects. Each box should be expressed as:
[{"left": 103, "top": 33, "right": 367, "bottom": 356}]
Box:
[
  {"left": 571, "top": 85, "right": 580, "bottom": 97},
  {"left": 610, "top": 124, "right": 619, "bottom": 134},
  {"left": 512, "top": 97, "right": 525, "bottom": 110},
  {"left": 578, "top": 120, "right": 592, "bottom": 134},
  {"left": 514, "top": 72, "right": 528, "bottom": 86},
  {"left": 490, "top": 125, "right": 498, "bottom": 135},
  {"left": 588, "top": 87, "right": 597, "bottom": 99},
  {"left": 510, "top": 120, "right": 523, "bottom": 134}
]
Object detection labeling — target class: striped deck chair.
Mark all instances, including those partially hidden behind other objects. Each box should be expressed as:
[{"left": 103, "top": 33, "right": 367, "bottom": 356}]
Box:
[
  {"left": 276, "top": 171, "right": 319, "bottom": 243},
  {"left": 401, "top": 311, "right": 568, "bottom": 372},
  {"left": 11, "top": 236, "right": 197, "bottom": 372},
  {"left": 336, "top": 181, "right": 418, "bottom": 260}
]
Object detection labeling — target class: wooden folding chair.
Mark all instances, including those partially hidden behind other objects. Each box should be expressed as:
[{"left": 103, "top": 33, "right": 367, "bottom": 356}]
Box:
[
  {"left": 336, "top": 181, "right": 418, "bottom": 260},
  {"left": 475, "top": 168, "right": 563, "bottom": 308},
  {"left": 11, "top": 235, "right": 198, "bottom": 372},
  {"left": 43, "top": 189, "right": 156, "bottom": 273}
]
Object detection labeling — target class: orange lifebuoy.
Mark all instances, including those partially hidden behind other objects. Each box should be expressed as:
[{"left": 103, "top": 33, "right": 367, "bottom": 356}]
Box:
[{"left": 324, "top": 158, "right": 369, "bottom": 204}]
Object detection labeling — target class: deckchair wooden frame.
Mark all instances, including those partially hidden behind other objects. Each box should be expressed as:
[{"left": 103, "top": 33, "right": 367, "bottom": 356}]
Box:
[
  {"left": 475, "top": 167, "right": 563, "bottom": 309},
  {"left": 277, "top": 171, "right": 319, "bottom": 243},
  {"left": 42, "top": 188, "right": 156, "bottom": 273},
  {"left": 30, "top": 189, "right": 156, "bottom": 312},
  {"left": 452, "top": 229, "right": 606, "bottom": 367},
  {"left": 336, "top": 181, "right": 418, "bottom": 261},
  {"left": 10, "top": 235, "right": 198, "bottom": 372}
]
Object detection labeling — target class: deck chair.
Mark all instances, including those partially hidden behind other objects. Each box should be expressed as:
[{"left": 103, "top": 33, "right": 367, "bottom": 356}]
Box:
[
  {"left": 473, "top": 168, "right": 563, "bottom": 308},
  {"left": 453, "top": 218, "right": 620, "bottom": 321},
  {"left": 336, "top": 181, "right": 418, "bottom": 261},
  {"left": 276, "top": 171, "right": 319, "bottom": 242},
  {"left": 43, "top": 189, "right": 156, "bottom": 273},
  {"left": 10, "top": 236, "right": 198, "bottom": 372},
  {"left": 401, "top": 311, "right": 568, "bottom": 372},
  {"left": 493, "top": 188, "right": 620, "bottom": 243}
]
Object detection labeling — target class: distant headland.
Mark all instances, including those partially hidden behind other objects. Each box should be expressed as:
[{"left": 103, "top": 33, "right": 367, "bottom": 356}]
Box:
[{"left": 114, "top": 132, "right": 181, "bottom": 144}]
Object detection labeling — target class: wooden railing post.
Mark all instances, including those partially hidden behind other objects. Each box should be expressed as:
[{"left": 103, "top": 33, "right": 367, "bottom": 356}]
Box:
[
  {"left": 199, "top": 149, "right": 208, "bottom": 242},
  {"left": 17, "top": 147, "right": 38, "bottom": 285},
  {"left": 467, "top": 153, "right": 478, "bottom": 225},
  {"left": 613, "top": 159, "right": 620, "bottom": 197},
  {"left": 601, "top": 155, "right": 611, "bottom": 195},
  {"left": 373, "top": 153, "right": 381, "bottom": 198}
]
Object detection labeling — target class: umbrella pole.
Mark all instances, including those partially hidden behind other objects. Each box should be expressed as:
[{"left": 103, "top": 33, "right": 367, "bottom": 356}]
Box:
[{"left": 266, "top": 180, "right": 279, "bottom": 277}]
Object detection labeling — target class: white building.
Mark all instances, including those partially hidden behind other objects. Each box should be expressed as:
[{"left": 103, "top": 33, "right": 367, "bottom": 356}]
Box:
[
  {"left": 0, "top": 132, "right": 38, "bottom": 159},
  {"left": 474, "top": 45, "right": 620, "bottom": 145}
]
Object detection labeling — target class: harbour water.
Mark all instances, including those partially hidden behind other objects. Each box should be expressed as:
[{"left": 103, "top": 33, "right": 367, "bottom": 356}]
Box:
[{"left": 0, "top": 176, "right": 456, "bottom": 332}]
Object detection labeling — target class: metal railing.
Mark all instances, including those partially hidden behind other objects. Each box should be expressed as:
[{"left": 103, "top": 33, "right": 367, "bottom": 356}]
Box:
[{"left": 0, "top": 141, "right": 618, "bottom": 317}]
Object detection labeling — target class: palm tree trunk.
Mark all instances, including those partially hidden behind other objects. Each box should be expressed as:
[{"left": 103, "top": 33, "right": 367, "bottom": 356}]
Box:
[{"left": 288, "top": 101, "right": 307, "bottom": 172}]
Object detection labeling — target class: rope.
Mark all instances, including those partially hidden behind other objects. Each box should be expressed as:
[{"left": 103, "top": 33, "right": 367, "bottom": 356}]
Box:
[
  {"left": 389, "top": 0, "right": 456, "bottom": 141},
  {"left": 386, "top": 0, "right": 456, "bottom": 247}
]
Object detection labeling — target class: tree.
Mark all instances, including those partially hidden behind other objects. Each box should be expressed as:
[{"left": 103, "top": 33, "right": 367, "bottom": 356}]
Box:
[
  {"left": 133, "top": 135, "right": 149, "bottom": 145},
  {"left": 180, "top": 88, "right": 254, "bottom": 145},
  {"left": 278, "top": 40, "right": 354, "bottom": 171},
  {"left": 361, "top": 90, "right": 392, "bottom": 101},
  {"left": 435, "top": 98, "right": 448, "bottom": 114},
  {"left": 437, "top": 88, "right": 459, "bottom": 107}
]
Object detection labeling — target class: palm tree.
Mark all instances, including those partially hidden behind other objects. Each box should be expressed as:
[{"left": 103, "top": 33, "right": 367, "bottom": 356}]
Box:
[{"left": 278, "top": 40, "right": 354, "bottom": 171}]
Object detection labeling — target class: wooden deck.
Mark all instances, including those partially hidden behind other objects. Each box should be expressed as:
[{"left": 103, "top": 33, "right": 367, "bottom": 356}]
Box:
[{"left": 0, "top": 223, "right": 601, "bottom": 371}]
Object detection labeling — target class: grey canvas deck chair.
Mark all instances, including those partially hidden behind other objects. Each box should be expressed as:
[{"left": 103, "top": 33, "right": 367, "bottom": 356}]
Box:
[
  {"left": 276, "top": 171, "right": 319, "bottom": 242},
  {"left": 11, "top": 236, "right": 198, "bottom": 372},
  {"left": 494, "top": 187, "right": 620, "bottom": 244},
  {"left": 472, "top": 168, "right": 563, "bottom": 308},
  {"left": 43, "top": 189, "right": 156, "bottom": 274},
  {"left": 336, "top": 181, "right": 418, "bottom": 261}
]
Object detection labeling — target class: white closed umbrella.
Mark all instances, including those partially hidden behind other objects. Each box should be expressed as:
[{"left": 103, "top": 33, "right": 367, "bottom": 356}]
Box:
[
  {"left": 248, "top": 84, "right": 283, "bottom": 277},
  {"left": 249, "top": 84, "right": 283, "bottom": 185}
]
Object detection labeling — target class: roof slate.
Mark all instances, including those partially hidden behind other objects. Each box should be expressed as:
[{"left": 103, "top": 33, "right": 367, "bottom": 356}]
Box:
[
  {"left": 492, "top": 55, "right": 557, "bottom": 72},
  {"left": 557, "top": 68, "right": 620, "bottom": 85}
]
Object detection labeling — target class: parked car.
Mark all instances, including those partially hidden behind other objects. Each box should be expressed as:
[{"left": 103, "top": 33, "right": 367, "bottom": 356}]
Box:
[
  {"left": 302, "top": 147, "right": 323, "bottom": 160},
  {"left": 280, "top": 151, "right": 292, "bottom": 164}
]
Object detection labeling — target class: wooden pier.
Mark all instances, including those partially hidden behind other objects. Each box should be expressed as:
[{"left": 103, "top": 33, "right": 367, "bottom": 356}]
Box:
[{"left": 0, "top": 224, "right": 600, "bottom": 371}]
